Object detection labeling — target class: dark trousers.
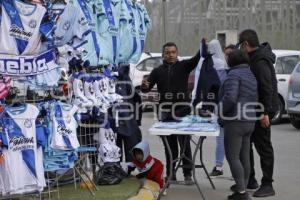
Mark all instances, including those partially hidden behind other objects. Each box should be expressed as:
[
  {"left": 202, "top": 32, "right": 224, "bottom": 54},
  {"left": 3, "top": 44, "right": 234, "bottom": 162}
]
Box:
[
  {"left": 249, "top": 118, "right": 275, "bottom": 186},
  {"left": 224, "top": 122, "right": 255, "bottom": 192},
  {"left": 161, "top": 135, "right": 192, "bottom": 177},
  {"left": 116, "top": 132, "right": 142, "bottom": 162}
]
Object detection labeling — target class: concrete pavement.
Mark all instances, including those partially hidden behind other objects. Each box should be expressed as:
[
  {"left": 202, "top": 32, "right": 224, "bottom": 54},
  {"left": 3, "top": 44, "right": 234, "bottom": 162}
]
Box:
[{"left": 140, "top": 112, "right": 300, "bottom": 200}]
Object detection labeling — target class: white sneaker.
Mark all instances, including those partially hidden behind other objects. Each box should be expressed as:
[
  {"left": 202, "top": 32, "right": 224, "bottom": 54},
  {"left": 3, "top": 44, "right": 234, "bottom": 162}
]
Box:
[{"left": 162, "top": 189, "right": 167, "bottom": 196}]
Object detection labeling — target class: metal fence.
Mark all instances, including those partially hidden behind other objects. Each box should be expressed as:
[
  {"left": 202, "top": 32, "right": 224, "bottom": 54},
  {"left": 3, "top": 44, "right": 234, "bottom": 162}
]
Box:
[{"left": 144, "top": 0, "right": 300, "bottom": 55}]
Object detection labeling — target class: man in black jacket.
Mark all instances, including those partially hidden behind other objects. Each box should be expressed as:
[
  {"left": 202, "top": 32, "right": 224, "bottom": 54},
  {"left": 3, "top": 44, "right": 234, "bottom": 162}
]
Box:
[
  {"left": 238, "top": 29, "right": 278, "bottom": 197},
  {"left": 141, "top": 42, "right": 200, "bottom": 184}
]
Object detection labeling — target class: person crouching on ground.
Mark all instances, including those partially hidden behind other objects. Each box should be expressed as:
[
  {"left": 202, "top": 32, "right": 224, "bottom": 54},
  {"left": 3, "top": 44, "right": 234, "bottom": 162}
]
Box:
[
  {"left": 219, "top": 50, "right": 258, "bottom": 200},
  {"left": 128, "top": 141, "right": 165, "bottom": 189}
]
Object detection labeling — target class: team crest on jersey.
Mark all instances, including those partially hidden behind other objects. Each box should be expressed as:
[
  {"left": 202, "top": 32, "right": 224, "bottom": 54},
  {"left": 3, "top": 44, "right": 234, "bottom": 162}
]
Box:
[
  {"left": 29, "top": 20, "right": 37, "bottom": 29},
  {"left": 7, "top": 125, "right": 15, "bottom": 133},
  {"left": 24, "top": 119, "right": 32, "bottom": 128},
  {"left": 78, "top": 17, "right": 88, "bottom": 26},
  {"left": 63, "top": 21, "right": 71, "bottom": 31},
  {"left": 89, "top": 85, "right": 94, "bottom": 94},
  {"left": 131, "top": 27, "right": 137, "bottom": 36},
  {"left": 9, "top": 10, "right": 17, "bottom": 17},
  {"left": 139, "top": 27, "right": 146, "bottom": 39},
  {"left": 65, "top": 115, "right": 71, "bottom": 124},
  {"left": 111, "top": 1, "right": 119, "bottom": 7}
]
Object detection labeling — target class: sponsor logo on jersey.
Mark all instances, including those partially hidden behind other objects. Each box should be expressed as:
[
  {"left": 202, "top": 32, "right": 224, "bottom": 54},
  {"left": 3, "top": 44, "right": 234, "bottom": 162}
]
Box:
[
  {"left": 0, "top": 50, "right": 58, "bottom": 76},
  {"left": 9, "top": 136, "right": 34, "bottom": 151},
  {"left": 108, "top": 26, "right": 119, "bottom": 35},
  {"left": 57, "top": 124, "right": 72, "bottom": 136},
  {"left": 9, "top": 25, "right": 33, "bottom": 41}
]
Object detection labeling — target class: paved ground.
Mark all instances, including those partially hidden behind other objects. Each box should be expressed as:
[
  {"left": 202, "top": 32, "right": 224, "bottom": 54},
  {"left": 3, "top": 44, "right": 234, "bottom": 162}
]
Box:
[{"left": 140, "top": 112, "right": 300, "bottom": 200}]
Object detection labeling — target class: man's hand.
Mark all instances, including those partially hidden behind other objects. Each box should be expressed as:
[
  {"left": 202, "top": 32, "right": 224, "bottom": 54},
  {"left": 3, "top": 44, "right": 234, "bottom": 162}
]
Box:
[{"left": 260, "top": 114, "right": 270, "bottom": 128}]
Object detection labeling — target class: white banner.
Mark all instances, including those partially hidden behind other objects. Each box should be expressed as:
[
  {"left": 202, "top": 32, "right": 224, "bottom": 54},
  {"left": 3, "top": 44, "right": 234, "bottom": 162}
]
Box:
[{"left": 0, "top": 50, "right": 59, "bottom": 76}]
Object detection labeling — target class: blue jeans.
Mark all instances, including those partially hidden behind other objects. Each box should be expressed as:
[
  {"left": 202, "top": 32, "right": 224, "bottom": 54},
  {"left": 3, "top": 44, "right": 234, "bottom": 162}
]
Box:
[{"left": 215, "top": 128, "right": 225, "bottom": 167}]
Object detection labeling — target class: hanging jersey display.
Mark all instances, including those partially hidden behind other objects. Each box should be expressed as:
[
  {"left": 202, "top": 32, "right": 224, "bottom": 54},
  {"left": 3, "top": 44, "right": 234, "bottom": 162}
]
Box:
[
  {"left": 94, "top": 126, "right": 117, "bottom": 145},
  {"left": 97, "top": 0, "right": 122, "bottom": 65},
  {"left": 0, "top": 0, "right": 54, "bottom": 55},
  {"left": 54, "top": 2, "right": 90, "bottom": 47},
  {"left": 98, "top": 143, "right": 121, "bottom": 164},
  {"left": 0, "top": 104, "right": 46, "bottom": 195},
  {"left": 136, "top": 3, "right": 150, "bottom": 60},
  {"left": 84, "top": 75, "right": 101, "bottom": 106},
  {"left": 51, "top": 103, "right": 80, "bottom": 150},
  {"left": 71, "top": 0, "right": 103, "bottom": 66},
  {"left": 118, "top": 0, "right": 150, "bottom": 64},
  {"left": 118, "top": 0, "right": 138, "bottom": 64}
]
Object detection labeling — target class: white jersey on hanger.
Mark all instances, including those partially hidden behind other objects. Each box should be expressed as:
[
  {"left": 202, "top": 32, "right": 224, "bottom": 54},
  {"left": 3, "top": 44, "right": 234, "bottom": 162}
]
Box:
[
  {"left": 84, "top": 78, "right": 101, "bottom": 106},
  {"left": 54, "top": 2, "right": 90, "bottom": 47},
  {"left": 0, "top": 0, "right": 52, "bottom": 55},
  {"left": 0, "top": 104, "right": 45, "bottom": 195},
  {"left": 93, "top": 127, "right": 117, "bottom": 145},
  {"left": 51, "top": 103, "right": 80, "bottom": 150},
  {"left": 98, "top": 143, "right": 120, "bottom": 164},
  {"left": 72, "top": 76, "right": 93, "bottom": 110}
]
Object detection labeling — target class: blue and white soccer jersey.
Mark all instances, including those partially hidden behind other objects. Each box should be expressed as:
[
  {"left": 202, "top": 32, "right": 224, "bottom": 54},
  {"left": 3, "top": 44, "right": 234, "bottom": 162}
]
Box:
[
  {"left": 51, "top": 103, "right": 80, "bottom": 150},
  {"left": 118, "top": 0, "right": 138, "bottom": 64},
  {"left": 84, "top": 76, "right": 101, "bottom": 106},
  {"left": 0, "top": 0, "right": 53, "bottom": 55},
  {"left": 93, "top": 125, "right": 117, "bottom": 145},
  {"left": 118, "top": 0, "right": 150, "bottom": 64},
  {"left": 72, "top": 0, "right": 103, "bottom": 66},
  {"left": 128, "top": 2, "right": 150, "bottom": 64},
  {"left": 0, "top": 104, "right": 45, "bottom": 195},
  {"left": 96, "top": 0, "right": 121, "bottom": 65},
  {"left": 54, "top": 2, "right": 90, "bottom": 47},
  {"left": 136, "top": 3, "right": 151, "bottom": 55},
  {"left": 72, "top": 73, "right": 93, "bottom": 111}
]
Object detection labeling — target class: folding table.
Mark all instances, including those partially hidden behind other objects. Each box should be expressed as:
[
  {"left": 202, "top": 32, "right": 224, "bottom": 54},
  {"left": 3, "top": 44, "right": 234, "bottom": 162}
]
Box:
[{"left": 149, "top": 124, "right": 220, "bottom": 200}]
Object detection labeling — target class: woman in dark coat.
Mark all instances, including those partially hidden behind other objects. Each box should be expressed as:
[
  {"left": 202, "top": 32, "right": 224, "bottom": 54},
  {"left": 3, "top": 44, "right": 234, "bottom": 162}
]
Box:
[{"left": 219, "top": 50, "right": 258, "bottom": 200}]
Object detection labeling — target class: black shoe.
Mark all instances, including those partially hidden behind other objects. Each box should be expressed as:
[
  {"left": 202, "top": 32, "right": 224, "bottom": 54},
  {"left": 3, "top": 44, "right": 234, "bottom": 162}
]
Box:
[
  {"left": 228, "top": 192, "right": 251, "bottom": 200},
  {"left": 230, "top": 184, "right": 238, "bottom": 192},
  {"left": 184, "top": 175, "right": 194, "bottom": 185},
  {"left": 209, "top": 167, "right": 223, "bottom": 177},
  {"left": 253, "top": 185, "right": 275, "bottom": 197},
  {"left": 247, "top": 181, "right": 259, "bottom": 190}
]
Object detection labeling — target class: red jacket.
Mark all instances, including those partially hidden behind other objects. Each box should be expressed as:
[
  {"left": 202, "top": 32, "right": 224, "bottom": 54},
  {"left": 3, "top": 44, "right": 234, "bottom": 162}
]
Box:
[
  {"left": 132, "top": 155, "right": 164, "bottom": 188},
  {"left": 131, "top": 141, "right": 165, "bottom": 188}
]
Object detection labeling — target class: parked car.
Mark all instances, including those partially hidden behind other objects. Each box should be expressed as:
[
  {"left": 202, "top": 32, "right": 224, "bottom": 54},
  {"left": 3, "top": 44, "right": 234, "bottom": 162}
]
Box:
[
  {"left": 286, "top": 61, "right": 300, "bottom": 129},
  {"left": 129, "top": 52, "right": 163, "bottom": 89},
  {"left": 273, "top": 50, "right": 300, "bottom": 123}
]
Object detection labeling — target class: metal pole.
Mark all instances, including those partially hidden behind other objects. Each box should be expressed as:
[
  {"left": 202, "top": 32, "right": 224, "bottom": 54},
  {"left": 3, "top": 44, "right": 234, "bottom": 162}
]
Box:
[{"left": 162, "top": 0, "right": 167, "bottom": 43}]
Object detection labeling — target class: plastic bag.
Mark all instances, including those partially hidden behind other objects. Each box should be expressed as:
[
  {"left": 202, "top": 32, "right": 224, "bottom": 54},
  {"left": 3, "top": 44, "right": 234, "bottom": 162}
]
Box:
[{"left": 96, "top": 162, "right": 127, "bottom": 185}]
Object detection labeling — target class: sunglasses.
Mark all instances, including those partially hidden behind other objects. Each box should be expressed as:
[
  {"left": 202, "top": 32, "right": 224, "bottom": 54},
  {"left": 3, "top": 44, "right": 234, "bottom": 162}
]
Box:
[{"left": 236, "top": 41, "right": 246, "bottom": 49}]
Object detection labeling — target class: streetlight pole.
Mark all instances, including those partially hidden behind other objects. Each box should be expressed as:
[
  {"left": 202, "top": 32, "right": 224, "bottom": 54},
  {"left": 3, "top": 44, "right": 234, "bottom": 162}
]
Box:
[{"left": 162, "top": 0, "right": 167, "bottom": 43}]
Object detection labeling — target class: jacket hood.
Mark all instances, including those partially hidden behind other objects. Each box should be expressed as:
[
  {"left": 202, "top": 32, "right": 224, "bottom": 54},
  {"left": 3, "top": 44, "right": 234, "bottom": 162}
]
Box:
[
  {"left": 132, "top": 141, "right": 150, "bottom": 162},
  {"left": 208, "top": 39, "right": 226, "bottom": 62},
  {"left": 250, "top": 42, "right": 276, "bottom": 64}
]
